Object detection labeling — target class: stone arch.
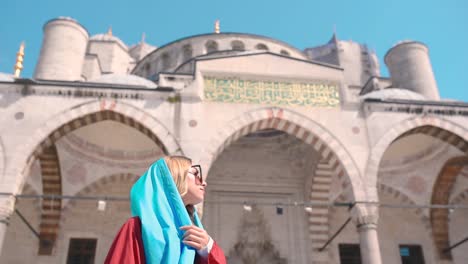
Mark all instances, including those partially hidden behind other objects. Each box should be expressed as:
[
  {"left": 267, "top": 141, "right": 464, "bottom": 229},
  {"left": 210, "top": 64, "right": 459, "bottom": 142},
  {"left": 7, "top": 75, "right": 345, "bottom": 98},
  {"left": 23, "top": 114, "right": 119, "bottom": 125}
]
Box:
[
  {"left": 36, "top": 144, "right": 63, "bottom": 254},
  {"left": 366, "top": 116, "right": 468, "bottom": 201},
  {"left": 255, "top": 43, "right": 269, "bottom": 51},
  {"left": 366, "top": 116, "right": 468, "bottom": 261},
  {"left": 7, "top": 100, "right": 181, "bottom": 253},
  {"left": 200, "top": 107, "right": 364, "bottom": 257},
  {"left": 205, "top": 40, "right": 218, "bottom": 54},
  {"left": 201, "top": 107, "right": 362, "bottom": 200},
  {"left": 431, "top": 156, "right": 468, "bottom": 260},
  {"left": 201, "top": 107, "right": 366, "bottom": 200},
  {"left": 231, "top": 40, "right": 245, "bottom": 51},
  {"left": 280, "top": 49, "right": 290, "bottom": 56},
  {"left": 10, "top": 99, "right": 181, "bottom": 194}
]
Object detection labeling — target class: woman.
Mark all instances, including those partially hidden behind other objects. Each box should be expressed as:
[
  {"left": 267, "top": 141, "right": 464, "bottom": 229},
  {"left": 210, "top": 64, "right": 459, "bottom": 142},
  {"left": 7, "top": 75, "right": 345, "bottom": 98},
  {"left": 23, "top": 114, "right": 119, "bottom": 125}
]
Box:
[{"left": 105, "top": 156, "right": 226, "bottom": 264}]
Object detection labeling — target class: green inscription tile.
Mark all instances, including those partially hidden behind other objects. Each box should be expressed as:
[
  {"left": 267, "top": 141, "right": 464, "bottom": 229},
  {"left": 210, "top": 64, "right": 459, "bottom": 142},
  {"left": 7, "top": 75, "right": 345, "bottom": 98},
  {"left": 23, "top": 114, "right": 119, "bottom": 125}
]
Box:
[{"left": 203, "top": 77, "right": 340, "bottom": 107}]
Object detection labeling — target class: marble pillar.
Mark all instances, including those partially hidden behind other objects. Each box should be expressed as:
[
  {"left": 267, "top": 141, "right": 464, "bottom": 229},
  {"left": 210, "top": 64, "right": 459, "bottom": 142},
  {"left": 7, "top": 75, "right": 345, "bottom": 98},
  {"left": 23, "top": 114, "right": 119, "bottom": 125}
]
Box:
[{"left": 352, "top": 204, "right": 382, "bottom": 264}]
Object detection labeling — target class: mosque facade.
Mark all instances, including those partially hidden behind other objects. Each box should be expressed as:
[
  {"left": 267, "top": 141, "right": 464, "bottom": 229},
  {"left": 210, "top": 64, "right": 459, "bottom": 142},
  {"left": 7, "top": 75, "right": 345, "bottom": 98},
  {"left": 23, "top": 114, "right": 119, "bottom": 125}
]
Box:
[{"left": 0, "top": 17, "right": 467, "bottom": 263}]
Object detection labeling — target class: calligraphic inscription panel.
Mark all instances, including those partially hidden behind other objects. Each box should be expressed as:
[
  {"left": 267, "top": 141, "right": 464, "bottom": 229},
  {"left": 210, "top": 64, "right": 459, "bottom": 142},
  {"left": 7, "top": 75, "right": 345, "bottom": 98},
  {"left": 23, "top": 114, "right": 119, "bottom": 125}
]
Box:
[{"left": 203, "top": 76, "right": 340, "bottom": 107}]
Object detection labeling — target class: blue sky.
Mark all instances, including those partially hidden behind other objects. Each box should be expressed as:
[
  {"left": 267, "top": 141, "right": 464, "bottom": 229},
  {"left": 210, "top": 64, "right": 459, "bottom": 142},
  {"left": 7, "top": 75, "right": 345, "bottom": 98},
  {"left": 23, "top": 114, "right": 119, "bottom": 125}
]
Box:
[{"left": 1, "top": 0, "right": 467, "bottom": 101}]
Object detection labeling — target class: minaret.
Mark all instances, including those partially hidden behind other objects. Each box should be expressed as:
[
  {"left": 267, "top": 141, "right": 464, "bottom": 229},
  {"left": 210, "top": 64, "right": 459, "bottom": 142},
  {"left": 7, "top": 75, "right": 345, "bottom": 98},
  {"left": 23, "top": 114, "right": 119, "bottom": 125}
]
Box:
[{"left": 13, "top": 42, "right": 25, "bottom": 78}]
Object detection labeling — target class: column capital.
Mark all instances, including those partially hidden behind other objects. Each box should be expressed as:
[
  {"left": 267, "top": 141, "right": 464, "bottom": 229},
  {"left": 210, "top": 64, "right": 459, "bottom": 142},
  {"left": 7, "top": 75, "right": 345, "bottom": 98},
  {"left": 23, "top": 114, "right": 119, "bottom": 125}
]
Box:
[
  {"left": 0, "top": 195, "right": 15, "bottom": 224},
  {"left": 350, "top": 203, "right": 379, "bottom": 228}
]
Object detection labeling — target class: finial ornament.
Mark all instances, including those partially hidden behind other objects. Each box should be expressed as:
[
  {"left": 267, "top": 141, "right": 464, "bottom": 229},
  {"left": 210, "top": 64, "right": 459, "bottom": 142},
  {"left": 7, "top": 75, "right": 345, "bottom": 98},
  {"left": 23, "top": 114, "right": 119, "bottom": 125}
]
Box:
[
  {"left": 141, "top": 32, "right": 146, "bottom": 44},
  {"left": 14, "top": 41, "right": 25, "bottom": 78},
  {"left": 107, "top": 26, "right": 113, "bottom": 36},
  {"left": 214, "top": 19, "right": 220, "bottom": 34}
]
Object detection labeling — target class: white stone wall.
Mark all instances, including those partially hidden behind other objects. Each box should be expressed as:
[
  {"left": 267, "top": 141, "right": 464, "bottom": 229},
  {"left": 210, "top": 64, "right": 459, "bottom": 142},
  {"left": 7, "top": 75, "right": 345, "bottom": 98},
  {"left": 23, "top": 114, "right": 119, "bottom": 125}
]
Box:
[
  {"left": 87, "top": 41, "right": 132, "bottom": 74},
  {"left": 81, "top": 54, "right": 101, "bottom": 80},
  {"left": 0, "top": 189, "right": 41, "bottom": 264},
  {"left": 0, "top": 26, "right": 467, "bottom": 263}
]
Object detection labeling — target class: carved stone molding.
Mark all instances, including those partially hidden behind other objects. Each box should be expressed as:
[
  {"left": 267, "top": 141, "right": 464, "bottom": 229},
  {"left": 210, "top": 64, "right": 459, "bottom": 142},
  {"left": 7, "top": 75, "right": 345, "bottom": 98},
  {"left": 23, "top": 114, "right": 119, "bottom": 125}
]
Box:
[{"left": 350, "top": 204, "right": 379, "bottom": 228}]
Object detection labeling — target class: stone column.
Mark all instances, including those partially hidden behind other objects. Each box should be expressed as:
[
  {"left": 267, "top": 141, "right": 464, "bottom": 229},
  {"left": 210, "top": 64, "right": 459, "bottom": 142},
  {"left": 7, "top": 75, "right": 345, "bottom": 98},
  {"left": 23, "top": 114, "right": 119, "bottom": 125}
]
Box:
[
  {"left": 352, "top": 204, "right": 382, "bottom": 264},
  {"left": 0, "top": 195, "right": 15, "bottom": 256}
]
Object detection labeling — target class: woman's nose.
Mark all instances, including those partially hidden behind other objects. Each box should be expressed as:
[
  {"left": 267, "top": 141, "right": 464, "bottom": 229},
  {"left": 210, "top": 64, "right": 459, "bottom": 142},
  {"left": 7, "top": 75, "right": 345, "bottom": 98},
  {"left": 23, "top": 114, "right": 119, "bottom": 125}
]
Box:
[{"left": 202, "top": 181, "right": 207, "bottom": 187}]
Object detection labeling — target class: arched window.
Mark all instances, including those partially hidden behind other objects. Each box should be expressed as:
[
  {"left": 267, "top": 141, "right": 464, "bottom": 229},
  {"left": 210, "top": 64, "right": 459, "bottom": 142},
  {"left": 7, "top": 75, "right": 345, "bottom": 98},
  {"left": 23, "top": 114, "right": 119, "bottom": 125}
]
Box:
[
  {"left": 280, "top": 50, "right": 290, "bottom": 56},
  {"left": 255, "top": 43, "right": 269, "bottom": 51},
  {"left": 144, "top": 63, "right": 151, "bottom": 75},
  {"left": 231, "top": 40, "right": 245, "bottom": 51},
  {"left": 161, "top": 53, "right": 171, "bottom": 70},
  {"left": 182, "top": 44, "right": 193, "bottom": 62},
  {"left": 205, "top": 40, "right": 218, "bottom": 54}
]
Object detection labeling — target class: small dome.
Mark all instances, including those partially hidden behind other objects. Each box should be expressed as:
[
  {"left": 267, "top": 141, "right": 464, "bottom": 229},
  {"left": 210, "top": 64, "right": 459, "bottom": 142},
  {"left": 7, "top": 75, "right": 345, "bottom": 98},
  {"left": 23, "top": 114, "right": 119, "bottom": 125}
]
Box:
[
  {"left": 129, "top": 42, "right": 157, "bottom": 61},
  {"left": 90, "top": 74, "right": 157, "bottom": 89},
  {"left": 56, "top": 16, "right": 79, "bottom": 22},
  {"left": 90, "top": 34, "right": 128, "bottom": 50},
  {"left": 129, "top": 42, "right": 157, "bottom": 51},
  {"left": 361, "top": 88, "right": 427, "bottom": 101},
  {"left": 0, "top": 73, "right": 15, "bottom": 82}
]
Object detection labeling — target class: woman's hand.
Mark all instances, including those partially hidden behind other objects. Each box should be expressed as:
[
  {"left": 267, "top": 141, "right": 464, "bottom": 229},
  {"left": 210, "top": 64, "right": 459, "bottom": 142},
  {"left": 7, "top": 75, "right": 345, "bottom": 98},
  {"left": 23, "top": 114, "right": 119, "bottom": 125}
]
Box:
[{"left": 180, "top": 225, "right": 210, "bottom": 250}]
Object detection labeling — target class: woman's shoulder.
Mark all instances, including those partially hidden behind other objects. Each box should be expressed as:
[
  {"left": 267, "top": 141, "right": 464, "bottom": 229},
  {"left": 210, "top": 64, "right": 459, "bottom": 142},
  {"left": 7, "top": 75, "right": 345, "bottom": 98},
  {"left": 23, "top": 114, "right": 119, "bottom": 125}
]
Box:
[
  {"left": 124, "top": 216, "right": 142, "bottom": 230},
  {"left": 127, "top": 216, "right": 141, "bottom": 224}
]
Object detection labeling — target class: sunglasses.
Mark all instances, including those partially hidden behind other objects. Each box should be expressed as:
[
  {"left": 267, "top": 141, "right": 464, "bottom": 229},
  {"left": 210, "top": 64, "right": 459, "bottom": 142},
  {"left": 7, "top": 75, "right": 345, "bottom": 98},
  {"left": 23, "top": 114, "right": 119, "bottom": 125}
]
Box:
[{"left": 190, "top": 165, "right": 203, "bottom": 185}]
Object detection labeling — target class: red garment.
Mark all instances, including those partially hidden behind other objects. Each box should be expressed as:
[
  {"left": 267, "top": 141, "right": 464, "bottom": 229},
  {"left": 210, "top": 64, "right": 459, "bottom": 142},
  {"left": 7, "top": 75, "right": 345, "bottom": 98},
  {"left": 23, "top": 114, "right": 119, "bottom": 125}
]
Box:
[
  {"left": 105, "top": 217, "right": 146, "bottom": 264},
  {"left": 105, "top": 217, "right": 226, "bottom": 264}
]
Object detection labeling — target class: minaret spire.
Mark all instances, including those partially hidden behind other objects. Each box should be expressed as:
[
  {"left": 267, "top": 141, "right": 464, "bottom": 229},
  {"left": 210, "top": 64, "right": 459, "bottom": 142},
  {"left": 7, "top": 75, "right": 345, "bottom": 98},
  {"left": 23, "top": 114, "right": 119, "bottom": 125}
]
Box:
[
  {"left": 214, "top": 19, "right": 220, "bottom": 34},
  {"left": 13, "top": 41, "right": 25, "bottom": 78}
]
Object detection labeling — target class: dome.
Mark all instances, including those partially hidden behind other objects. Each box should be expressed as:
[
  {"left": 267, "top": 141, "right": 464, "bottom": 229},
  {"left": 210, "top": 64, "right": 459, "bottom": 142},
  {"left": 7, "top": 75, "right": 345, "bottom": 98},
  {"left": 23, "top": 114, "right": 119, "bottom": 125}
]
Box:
[
  {"left": 90, "top": 74, "right": 157, "bottom": 89},
  {"left": 361, "top": 88, "right": 427, "bottom": 101},
  {"left": 132, "top": 32, "right": 308, "bottom": 77},
  {"left": 90, "top": 34, "right": 128, "bottom": 50},
  {"left": 0, "top": 73, "right": 15, "bottom": 82}
]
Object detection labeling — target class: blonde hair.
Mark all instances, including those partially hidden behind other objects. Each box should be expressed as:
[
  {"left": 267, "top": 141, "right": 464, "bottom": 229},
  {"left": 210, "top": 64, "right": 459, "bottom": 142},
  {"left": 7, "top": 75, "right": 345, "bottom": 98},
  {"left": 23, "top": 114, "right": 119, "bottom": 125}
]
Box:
[{"left": 164, "top": 155, "right": 192, "bottom": 197}]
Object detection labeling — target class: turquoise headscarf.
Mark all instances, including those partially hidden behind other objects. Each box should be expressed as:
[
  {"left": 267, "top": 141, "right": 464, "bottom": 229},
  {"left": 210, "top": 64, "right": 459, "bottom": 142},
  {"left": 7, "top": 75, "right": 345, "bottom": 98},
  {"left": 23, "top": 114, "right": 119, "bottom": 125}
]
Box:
[{"left": 130, "top": 158, "right": 204, "bottom": 264}]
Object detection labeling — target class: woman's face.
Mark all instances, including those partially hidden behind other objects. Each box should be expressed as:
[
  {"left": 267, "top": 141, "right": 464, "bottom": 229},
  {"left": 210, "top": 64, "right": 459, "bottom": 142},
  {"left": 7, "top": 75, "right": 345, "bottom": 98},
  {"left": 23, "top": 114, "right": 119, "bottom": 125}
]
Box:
[{"left": 182, "top": 165, "right": 206, "bottom": 205}]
